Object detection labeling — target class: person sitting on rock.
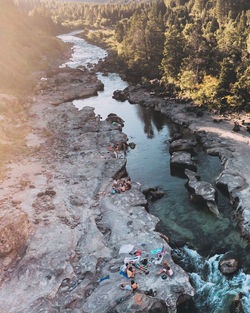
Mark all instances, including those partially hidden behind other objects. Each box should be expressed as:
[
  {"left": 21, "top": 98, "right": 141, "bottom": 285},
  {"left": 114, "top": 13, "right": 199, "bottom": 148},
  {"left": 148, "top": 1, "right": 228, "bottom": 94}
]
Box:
[
  {"left": 125, "top": 178, "right": 131, "bottom": 190},
  {"left": 156, "top": 260, "right": 173, "bottom": 277},
  {"left": 131, "top": 280, "right": 139, "bottom": 294},
  {"left": 126, "top": 266, "right": 139, "bottom": 278}
]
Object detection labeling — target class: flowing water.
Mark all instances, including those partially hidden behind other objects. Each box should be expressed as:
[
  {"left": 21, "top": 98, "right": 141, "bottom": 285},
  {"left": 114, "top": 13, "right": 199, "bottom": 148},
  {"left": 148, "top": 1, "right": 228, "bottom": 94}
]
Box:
[{"left": 58, "top": 31, "right": 250, "bottom": 313}]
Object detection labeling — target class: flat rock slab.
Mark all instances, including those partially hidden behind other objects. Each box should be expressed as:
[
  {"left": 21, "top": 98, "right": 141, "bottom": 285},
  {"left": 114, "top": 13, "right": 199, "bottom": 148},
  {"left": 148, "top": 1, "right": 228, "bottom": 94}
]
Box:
[
  {"left": 185, "top": 169, "right": 219, "bottom": 216},
  {"left": 170, "top": 152, "right": 197, "bottom": 176},
  {"left": 169, "top": 139, "right": 197, "bottom": 154},
  {"left": 38, "top": 67, "right": 104, "bottom": 105}
]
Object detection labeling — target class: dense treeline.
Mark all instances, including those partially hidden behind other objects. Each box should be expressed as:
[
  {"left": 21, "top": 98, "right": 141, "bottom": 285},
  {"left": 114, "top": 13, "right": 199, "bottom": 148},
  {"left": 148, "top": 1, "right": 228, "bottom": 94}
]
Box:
[
  {"left": 15, "top": 0, "right": 250, "bottom": 111},
  {"left": 160, "top": 0, "right": 250, "bottom": 111},
  {"left": 15, "top": 0, "right": 149, "bottom": 27}
]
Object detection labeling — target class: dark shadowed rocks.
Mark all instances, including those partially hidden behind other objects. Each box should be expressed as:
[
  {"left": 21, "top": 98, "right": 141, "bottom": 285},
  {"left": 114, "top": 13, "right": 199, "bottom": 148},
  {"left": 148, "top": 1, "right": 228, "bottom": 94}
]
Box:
[
  {"left": 233, "top": 122, "right": 241, "bottom": 132},
  {"left": 143, "top": 187, "right": 164, "bottom": 201},
  {"left": 113, "top": 89, "right": 128, "bottom": 102},
  {"left": 106, "top": 113, "right": 125, "bottom": 127},
  {"left": 229, "top": 293, "right": 245, "bottom": 313},
  {"left": 128, "top": 142, "right": 136, "bottom": 149}
]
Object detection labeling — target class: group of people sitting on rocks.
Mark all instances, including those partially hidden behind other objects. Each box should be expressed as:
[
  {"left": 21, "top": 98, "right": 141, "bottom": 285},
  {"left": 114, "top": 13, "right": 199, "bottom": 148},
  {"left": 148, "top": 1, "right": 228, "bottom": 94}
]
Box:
[
  {"left": 119, "top": 245, "right": 173, "bottom": 295},
  {"left": 112, "top": 178, "right": 131, "bottom": 194},
  {"left": 108, "top": 143, "right": 127, "bottom": 159}
]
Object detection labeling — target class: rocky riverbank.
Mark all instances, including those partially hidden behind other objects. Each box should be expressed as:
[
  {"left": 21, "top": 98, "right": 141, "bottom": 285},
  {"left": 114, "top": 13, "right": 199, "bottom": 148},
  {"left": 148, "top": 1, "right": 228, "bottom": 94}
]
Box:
[
  {"left": 113, "top": 84, "right": 250, "bottom": 242},
  {"left": 0, "top": 66, "right": 194, "bottom": 312}
]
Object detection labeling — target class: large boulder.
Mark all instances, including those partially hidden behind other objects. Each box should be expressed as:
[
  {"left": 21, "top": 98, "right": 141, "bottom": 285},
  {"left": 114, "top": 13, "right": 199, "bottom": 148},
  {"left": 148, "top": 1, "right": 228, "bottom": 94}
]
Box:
[
  {"left": 170, "top": 152, "right": 197, "bottom": 176},
  {"left": 0, "top": 210, "right": 29, "bottom": 258},
  {"left": 169, "top": 139, "right": 197, "bottom": 154},
  {"left": 216, "top": 171, "right": 247, "bottom": 198},
  {"left": 143, "top": 187, "right": 164, "bottom": 201},
  {"left": 185, "top": 169, "right": 220, "bottom": 216},
  {"left": 232, "top": 122, "right": 241, "bottom": 132},
  {"left": 229, "top": 293, "right": 245, "bottom": 313},
  {"left": 169, "top": 133, "right": 182, "bottom": 143},
  {"left": 219, "top": 258, "right": 239, "bottom": 275},
  {"left": 113, "top": 90, "right": 128, "bottom": 102},
  {"left": 106, "top": 113, "right": 125, "bottom": 127}
]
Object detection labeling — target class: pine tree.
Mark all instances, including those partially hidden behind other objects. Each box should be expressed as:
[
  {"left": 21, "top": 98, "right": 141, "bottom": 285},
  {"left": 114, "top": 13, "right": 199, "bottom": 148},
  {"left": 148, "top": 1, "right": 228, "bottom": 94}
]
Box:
[{"left": 161, "top": 26, "right": 186, "bottom": 81}]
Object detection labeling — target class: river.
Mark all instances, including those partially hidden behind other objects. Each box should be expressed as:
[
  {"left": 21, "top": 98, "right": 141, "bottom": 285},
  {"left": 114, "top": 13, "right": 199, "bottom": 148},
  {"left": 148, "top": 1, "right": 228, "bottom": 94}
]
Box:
[{"left": 58, "top": 31, "right": 250, "bottom": 313}]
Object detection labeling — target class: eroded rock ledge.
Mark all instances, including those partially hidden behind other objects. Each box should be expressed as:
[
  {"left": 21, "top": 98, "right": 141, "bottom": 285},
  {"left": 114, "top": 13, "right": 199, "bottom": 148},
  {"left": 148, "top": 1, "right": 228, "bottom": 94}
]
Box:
[
  {"left": 0, "top": 69, "right": 194, "bottom": 313},
  {"left": 114, "top": 85, "right": 250, "bottom": 241}
]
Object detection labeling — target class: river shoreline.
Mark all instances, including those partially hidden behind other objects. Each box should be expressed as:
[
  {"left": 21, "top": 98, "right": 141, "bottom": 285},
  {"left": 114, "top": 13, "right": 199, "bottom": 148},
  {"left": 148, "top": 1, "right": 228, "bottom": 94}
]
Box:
[
  {"left": 0, "top": 38, "right": 194, "bottom": 312},
  {"left": 110, "top": 84, "right": 250, "bottom": 244},
  {"left": 79, "top": 37, "right": 250, "bottom": 242}
]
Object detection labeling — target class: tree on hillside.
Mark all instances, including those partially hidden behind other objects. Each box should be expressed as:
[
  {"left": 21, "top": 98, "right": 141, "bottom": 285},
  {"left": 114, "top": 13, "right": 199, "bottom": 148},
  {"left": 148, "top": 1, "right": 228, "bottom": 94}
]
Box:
[{"left": 161, "top": 26, "right": 186, "bottom": 81}]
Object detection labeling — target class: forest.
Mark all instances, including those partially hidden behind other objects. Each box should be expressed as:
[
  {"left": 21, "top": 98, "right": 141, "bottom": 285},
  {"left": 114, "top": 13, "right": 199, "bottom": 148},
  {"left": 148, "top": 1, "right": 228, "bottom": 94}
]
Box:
[{"left": 15, "top": 0, "right": 250, "bottom": 112}]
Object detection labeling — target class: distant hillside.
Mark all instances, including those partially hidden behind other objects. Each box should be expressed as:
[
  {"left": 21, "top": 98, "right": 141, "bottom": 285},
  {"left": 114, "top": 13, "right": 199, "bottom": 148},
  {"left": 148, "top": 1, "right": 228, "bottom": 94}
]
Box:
[{"left": 0, "top": 0, "right": 65, "bottom": 95}]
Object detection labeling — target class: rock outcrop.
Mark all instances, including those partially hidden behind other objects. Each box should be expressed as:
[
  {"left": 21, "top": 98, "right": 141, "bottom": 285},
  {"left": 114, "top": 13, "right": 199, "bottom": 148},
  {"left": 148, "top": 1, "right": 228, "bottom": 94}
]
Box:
[
  {"left": 170, "top": 152, "right": 197, "bottom": 176},
  {"left": 113, "top": 89, "right": 128, "bottom": 102},
  {"left": 143, "top": 187, "right": 164, "bottom": 201},
  {"left": 38, "top": 67, "right": 104, "bottom": 105},
  {"left": 169, "top": 139, "right": 197, "bottom": 154},
  {"left": 216, "top": 171, "right": 247, "bottom": 198},
  {"left": 0, "top": 69, "right": 194, "bottom": 313},
  {"left": 185, "top": 169, "right": 219, "bottom": 216},
  {"left": 106, "top": 113, "right": 125, "bottom": 127},
  {"left": 219, "top": 258, "right": 239, "bottom": 275}
]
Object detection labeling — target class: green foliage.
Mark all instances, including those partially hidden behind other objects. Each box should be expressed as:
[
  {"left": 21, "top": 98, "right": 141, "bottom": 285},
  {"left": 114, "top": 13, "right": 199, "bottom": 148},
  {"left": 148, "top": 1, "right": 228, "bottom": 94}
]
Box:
[
  {"left": 160, "top": 0, "right": 250, "bottom": 111},
  {"left": 161, "top": 26, "right": 186, "bottom": 81},
  {"left": 15, "top": 0, "right": 250, "bottom": 111}
]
